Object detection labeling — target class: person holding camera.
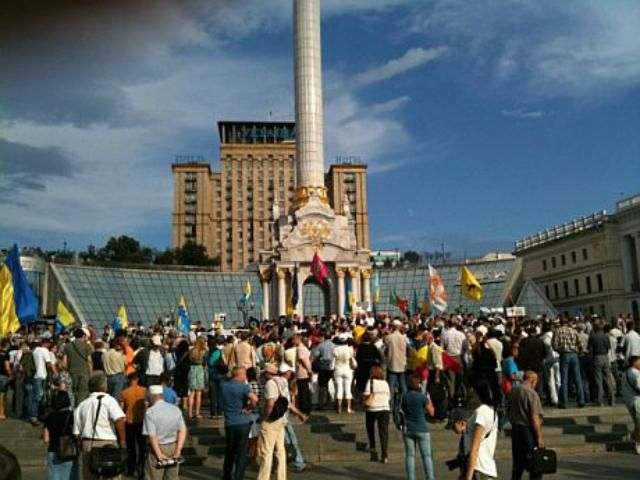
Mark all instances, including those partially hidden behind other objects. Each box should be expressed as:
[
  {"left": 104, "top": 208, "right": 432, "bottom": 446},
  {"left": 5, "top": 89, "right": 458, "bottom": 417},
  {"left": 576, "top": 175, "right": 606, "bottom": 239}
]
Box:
[
  {"left": 143, "top": 384, "right": 187, "bottom": 480},
  {"left": 463, "top": 382, "right": 499, "bottom": 480}
]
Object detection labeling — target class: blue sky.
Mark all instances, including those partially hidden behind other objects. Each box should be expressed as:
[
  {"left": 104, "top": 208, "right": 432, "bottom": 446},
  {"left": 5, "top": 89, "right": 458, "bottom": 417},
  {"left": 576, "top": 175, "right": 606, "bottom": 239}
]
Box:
[{"left": 1, "top": 0, "right": 639, "bottom": 257}]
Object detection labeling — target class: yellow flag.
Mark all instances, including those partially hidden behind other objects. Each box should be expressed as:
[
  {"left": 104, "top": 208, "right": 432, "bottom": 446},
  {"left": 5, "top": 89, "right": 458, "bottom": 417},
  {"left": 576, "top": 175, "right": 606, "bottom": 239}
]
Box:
[
  {"left": 244, "top": 281, "right": 251, "bottom": 301},
  {"left": 57, "top": 301, "right": 76, "bottom": 327},
  {"left": 461, "top": 265, "right": 484, "bottom": 301},
  {"left": 117, "top": 305, "right": 128, "bottom": 329},
  {"left": 0, "top": 264, "right": 19, "bottom": 336}
]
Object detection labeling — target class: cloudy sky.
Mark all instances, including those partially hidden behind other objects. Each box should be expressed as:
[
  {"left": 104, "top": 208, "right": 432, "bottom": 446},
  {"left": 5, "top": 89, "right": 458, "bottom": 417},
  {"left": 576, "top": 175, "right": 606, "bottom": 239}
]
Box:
[{"left": 1, "top": 0, "right": 639, "bottom": 257}]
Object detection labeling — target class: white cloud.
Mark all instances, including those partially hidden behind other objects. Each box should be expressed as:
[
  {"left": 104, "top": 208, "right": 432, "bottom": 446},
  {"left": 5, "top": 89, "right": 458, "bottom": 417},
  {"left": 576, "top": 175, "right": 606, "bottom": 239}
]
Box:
[
  {"left": 405, "top": 0, "right": 640, "bottom": 99},
  {"left": 501, "top": 108, "right": 544, "bottom": 119},
  {"left": 355, "top": 47, "right": 448, "bottom": 87}
]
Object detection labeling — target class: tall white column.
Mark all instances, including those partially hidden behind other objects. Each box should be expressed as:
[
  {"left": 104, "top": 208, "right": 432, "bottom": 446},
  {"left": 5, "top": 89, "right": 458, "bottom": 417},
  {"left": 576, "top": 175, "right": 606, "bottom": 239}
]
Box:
[
  {"left": 277, "top": 268, "right": 287, "bottom": 317},
  {"left": 349, "top": 268, "right": 361, "bottom": 309},
  {"left": 261, "top": 273, "right": 270, "bottom": 321},
  {"left": 337, "top": 268, "right": 345, "bottom": 318},
  {"left": 293, "top": 0, "right": 325, "bottom": 188},
  {"left": 362, "top": 269, "right": 372, "bottom": 312}
]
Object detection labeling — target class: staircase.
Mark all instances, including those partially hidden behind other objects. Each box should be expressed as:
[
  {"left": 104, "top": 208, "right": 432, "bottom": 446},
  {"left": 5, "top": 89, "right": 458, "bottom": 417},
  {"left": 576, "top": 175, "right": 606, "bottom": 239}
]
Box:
[{"left": 0, "top": 405, "right": 634, "bottom": 478}]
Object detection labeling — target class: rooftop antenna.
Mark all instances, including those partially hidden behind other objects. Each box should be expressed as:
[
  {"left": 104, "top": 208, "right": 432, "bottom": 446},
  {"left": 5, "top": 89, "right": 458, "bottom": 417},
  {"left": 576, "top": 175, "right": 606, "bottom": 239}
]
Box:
[{"left": 268, "top": 111, "right": 273, "bottom": 121}]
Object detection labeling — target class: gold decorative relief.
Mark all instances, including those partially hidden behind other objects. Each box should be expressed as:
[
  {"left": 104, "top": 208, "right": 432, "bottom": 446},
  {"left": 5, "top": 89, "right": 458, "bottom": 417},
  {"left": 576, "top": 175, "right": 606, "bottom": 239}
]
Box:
[
  {"left": 300, "top": 220, "right": 331, "bottom": 248},
  {"left": 294, "top": 186, "right": 330, "bottom": 208}
]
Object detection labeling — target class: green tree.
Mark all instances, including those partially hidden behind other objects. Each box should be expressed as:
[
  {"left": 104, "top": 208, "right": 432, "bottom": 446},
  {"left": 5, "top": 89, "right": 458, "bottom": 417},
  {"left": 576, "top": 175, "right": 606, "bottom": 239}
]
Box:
[
  {"left": 403, "top": 250, "right": 422, "bottom": 265},
  {"left": 154, "top": 248, "right": 176, "bottom": 265},
  {"left": 99, "top": 235, "right": 152, "bottom": 264},
  {"left": 175, "top": 241, "right": 215, "bottom": 266}
]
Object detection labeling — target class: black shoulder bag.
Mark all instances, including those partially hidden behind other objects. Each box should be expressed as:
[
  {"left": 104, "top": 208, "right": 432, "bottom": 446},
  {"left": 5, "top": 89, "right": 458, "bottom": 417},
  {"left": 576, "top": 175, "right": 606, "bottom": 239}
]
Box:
[
  {"left": 267, "top": 378, "right": 289, "bottom": 422},
  {"left": 88, "top": 396, "right": 125, "bottom": 477},
  {"left": 56, "top": 410, "right": 79, "bottom": 461}
]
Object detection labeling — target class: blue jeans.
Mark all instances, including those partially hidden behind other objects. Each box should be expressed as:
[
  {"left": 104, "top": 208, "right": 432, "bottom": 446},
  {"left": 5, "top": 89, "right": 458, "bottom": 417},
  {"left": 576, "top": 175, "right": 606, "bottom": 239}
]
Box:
[
  {"left": 47, "top": 451, "right": 79, "bottom": 480},
  {"left": 388, "top": 372, "right": 407, "bottom": 412},
  {"left": 559, "top": 352, "right": 585, "bottom": 406},
  {"left": 285, "top": 422, "right": 305, "bottom": 470},
  {"left": 403, "top": 431, "right": 435, "bottom": 480},
  {"left": 208, "top": 371, "right": 225, "bottom": 416},
  {"left": 23, "top": 377, "right": 44, "bottom": 419},
  {"left": 107, "top": 374, "right": 126, "bottom": 401}
]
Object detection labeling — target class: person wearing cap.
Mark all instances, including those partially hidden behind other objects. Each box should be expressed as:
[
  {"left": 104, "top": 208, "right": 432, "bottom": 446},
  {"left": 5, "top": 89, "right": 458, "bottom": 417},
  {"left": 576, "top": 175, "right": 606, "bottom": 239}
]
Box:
[
  {"left": 258, "top": 363, "right": 308, "bottom": 480},
  {"left": 278, "top": 361, "right": 308, "bottom": 473},
  {"left": 136, "top": 335, "right": 166, "bottom": 387},
  {"left": 332, "top": 333, "right": 356, "bottom": 414},
  {"left": 221, "top": 366, "right": 259, "bottom": 480},
  {"left": 143, "top": 383, "right": 187, "bottom": 480},
  {"left": 63, "top": 328, "right": 92, "bottom": 405}
]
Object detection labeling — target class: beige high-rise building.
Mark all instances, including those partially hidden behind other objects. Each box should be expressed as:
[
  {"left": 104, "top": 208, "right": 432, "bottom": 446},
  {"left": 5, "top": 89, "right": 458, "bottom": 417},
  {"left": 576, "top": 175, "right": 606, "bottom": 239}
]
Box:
[
  {"left": 326, "top": 161, "right": 370, "bottom": 250},
  {"left": 172, "top": 121, "right": 370, "bottom": 272}
]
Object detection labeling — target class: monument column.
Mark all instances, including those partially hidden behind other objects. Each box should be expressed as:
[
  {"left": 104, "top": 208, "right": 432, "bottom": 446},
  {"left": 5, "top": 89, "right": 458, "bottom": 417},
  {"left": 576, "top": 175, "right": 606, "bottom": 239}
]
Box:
[
  {"left": 336, "top": 267, "right": 345, "bottom": 318},
  {"left": 348, "top": 267, "right": 361, "bottom": 309},
  {"left": 361, "top": 268, "right": 372, "bottom": 312},
  {"left": 260, "top": 270, "right": 271, "bottom": 320},
  {"left": 277, "top": 268, "right": 287, "bottom": 317},
  {"left": 293, "top": 0, "right": 328, "bottom": 208}
]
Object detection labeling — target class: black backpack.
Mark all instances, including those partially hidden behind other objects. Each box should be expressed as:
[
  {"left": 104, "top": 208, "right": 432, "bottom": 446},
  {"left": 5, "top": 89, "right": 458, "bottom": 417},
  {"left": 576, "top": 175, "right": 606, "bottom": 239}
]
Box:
[{"left": 21, "top": 351, "right": 36, "bottom": 379}]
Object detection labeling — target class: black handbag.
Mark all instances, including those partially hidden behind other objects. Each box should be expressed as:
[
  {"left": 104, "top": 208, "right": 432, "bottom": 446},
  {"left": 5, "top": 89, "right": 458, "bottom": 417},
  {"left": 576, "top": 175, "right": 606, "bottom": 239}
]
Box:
[
  {"left": 57, "top": 410, "right": 79, "bottom": 461},
  {"left": 530, "top": 447, "right": 557, "bottom": 475},
  {"left": 88, "top": 396, "right": 125, "bottom": 477}
]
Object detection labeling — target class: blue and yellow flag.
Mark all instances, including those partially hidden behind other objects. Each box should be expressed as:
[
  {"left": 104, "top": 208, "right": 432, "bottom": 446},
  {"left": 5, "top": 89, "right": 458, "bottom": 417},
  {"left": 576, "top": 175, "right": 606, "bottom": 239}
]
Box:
[
  {"left": 344, "top": 276, "right": 354, "bottom": 316},
  {"left": 178, "top": 295, "right": 190, "bottom": 333},
  {"left": 421, "top": 289, "right": 430, "bottom": 315},
  {"left": 240, "top": 280, "right": 252, "bottom": 304},
  {"left": 55, "top": 301, "right": 76, "bottom": 334},
  {"left": 1, "top": 244, "right": 39, "bottom": 336},
  {"left": 286, "top": 269, "right": 299, "bottom": 316},
  {"left": 412, "top": 290, "right": 419, "bottom": 316},
  {"left": 372, "top": 270, "right": 380, "bottom": 305},
  {"left": 112, "top": 305, "right": 128, "bottom": 332}
]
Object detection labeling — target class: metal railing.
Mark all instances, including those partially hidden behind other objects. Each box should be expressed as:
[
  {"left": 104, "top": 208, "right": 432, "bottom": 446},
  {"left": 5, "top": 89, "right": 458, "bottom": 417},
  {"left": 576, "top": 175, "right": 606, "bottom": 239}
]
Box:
[{"left": 515, "top": 210, "right": 609, "bottom": 252}]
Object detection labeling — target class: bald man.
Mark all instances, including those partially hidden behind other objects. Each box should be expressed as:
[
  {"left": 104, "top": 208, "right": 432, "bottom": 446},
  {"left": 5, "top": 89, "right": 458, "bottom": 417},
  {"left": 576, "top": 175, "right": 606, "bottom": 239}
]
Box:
[{"left": 508, "top": 370, "right": 545, "bottom": 479}]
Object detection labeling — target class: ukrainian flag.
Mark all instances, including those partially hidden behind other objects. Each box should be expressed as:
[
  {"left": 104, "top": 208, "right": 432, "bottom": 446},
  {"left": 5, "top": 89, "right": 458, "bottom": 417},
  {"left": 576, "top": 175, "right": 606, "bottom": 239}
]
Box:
[
  {"left": 56, "top": 301, "right": 76, "bottom": 333},
  {"left": 0, "top": 245, "right": 39, "bottom": 336},
  {"left": 178, "top": 295, "right": 190, "bottom": 333},
  {"left": 286, "top": 269, "right": 299, "bottom": 316},
  {"left": 240, "top": 280, "right": 251, "bottom": 304},
  {"left": 112, "top": 305, "right": 128, "bottom": 332}
]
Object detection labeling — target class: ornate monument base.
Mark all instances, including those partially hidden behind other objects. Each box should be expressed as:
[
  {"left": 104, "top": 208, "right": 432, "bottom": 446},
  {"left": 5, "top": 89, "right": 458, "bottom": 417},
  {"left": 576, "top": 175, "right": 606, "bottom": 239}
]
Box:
[{"left": 259, "top": 190, "right": 371, "bottom": 319}]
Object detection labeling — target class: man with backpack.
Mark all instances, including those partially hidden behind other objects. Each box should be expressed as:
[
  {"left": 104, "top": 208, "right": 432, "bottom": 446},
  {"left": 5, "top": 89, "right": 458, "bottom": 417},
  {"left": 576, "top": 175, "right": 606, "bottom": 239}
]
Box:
[
  {"left": 63, "top": 329, "right": 93, "bottom": 404},
  {"left": 20, "top": 343, "right": 37, "bottom": 423}
]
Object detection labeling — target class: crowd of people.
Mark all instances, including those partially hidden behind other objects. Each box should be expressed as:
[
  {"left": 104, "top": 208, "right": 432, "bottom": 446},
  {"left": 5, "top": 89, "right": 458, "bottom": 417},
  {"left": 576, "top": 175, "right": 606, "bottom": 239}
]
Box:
[{"left": 0, "top": 310, "right": 638, "bottom": 480}]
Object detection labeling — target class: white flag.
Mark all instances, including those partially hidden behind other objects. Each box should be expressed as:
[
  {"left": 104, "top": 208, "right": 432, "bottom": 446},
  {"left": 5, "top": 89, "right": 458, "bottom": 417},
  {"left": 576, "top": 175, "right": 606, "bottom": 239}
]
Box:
[{"left": 428, "top": 264, "right": 448, "bottom": 312}]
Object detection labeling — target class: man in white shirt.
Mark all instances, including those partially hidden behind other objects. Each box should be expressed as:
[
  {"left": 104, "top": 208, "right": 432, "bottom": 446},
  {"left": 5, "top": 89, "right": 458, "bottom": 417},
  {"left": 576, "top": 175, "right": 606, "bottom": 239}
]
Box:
[
  {"left": 30, "top": 338, "right": 56, "bottom": 424},
  {"left": 442, "top": 319, "right": 466, "bottom": 403},
  {"left": 144, "top": 335, "right": 165, "bottom": 386},
  {"left": 623, "top": 322, "right": 640, "bottom": 364},
  {"left": 74, "top": 372, "right": 126, "bottom": 480}
]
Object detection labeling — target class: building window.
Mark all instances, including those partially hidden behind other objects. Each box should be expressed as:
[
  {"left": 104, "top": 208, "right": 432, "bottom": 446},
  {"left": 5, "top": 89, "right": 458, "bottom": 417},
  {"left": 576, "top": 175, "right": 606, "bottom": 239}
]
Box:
[
  {"left": 586, "top": 276, "right": 592, "bottom": 294},
  {"left": 561, "top": 254, "right": 566, "bottom": 266},
  {"left": 597, "top": 273, "right": 603, "bottom": 292},
  {"left": 571, "top": 251, "right": 577, "bottom": 263},
  {"left": 563, "top": 281, "right": 569, "bottom": 298},
  {"left": 574, "top": 278, "right": 580, "bottom": 296},
  {"left": 542, "top": 259, "right": 547, "bottom": 271},
  {"left": 545, "top": 285, "right": 550, "bottom": 299},
  {"left": 553, "top": 283, "right": 559, "bottom": 299},
  {"left": 582, "top": 248, "right": 588, "bottom": 260},
  {"left": 551, "top": 257, "right": 557, "bottom": 268},
  {"left": 600, "top": 304, "right": 606, "bottom": 318}
]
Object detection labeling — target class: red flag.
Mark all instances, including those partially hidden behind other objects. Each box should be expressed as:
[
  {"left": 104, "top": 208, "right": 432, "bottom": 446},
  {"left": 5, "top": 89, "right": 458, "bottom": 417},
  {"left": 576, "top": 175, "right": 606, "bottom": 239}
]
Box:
[
  {"left": 311, "top": 253, "right": 328, "bottom": 285},
  {"left": 442, "top": 351, "right": 463, "bottom": 373},
  {"left": 397, "top": 296, "right": 409, "bottom": 316}
]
